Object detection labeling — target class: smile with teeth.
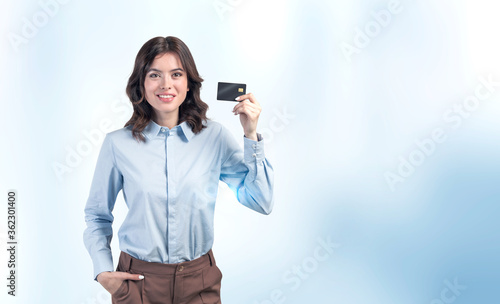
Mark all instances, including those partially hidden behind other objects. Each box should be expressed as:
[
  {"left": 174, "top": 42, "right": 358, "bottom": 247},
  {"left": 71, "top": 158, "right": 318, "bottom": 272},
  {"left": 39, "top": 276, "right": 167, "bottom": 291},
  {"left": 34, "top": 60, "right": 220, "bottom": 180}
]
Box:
[{"left": 158, "top": 95, "right": 174, "bottom": 98}]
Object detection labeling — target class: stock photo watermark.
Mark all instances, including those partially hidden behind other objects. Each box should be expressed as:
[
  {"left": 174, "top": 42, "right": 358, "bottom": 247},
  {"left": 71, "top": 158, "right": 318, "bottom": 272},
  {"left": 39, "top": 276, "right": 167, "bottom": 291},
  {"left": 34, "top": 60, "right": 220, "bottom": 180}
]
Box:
[
  {"left": 384, "top": 73, "right": 500, "bottom": 192},
  {"left": 7, "top": 0, "right": 71, "bottom": 51},
  {"left": 259, "top": 106, "right": 295, "bottom": 144},
  {"left": 430, "top": 277, "right": 466, "bottom": 304},
  {"left": 213, "top": 0, "right": 244, "bottom": 21},
  {"left": 252, "top": 236, "right": 340, "bottom": 304},
  {"left": 6, "top": 190, "right": 18, "bottom": 297},
  {"left": 80, "top": 289, "right": 111, "bottom": 304},
  {"left": 52, "top": 95, "right": 132, "bottom": 182},
  {"left": 340, "top": 0, "right": 403, "bottom": 62}
]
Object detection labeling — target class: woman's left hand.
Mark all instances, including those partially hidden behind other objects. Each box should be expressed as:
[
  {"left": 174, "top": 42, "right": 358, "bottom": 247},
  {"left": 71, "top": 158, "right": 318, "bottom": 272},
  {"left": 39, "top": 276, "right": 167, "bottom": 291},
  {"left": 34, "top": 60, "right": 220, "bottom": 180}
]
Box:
[{"left": 232, "top": 92, "right": 261, "bottom": 141}]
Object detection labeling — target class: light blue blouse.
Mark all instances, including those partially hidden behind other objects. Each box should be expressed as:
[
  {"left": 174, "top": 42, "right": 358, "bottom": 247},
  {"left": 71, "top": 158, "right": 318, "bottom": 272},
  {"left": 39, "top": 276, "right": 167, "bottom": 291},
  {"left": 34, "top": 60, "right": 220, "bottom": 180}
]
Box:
[{"left": 83, "top": 119, "right": 274, "bottom": 281}]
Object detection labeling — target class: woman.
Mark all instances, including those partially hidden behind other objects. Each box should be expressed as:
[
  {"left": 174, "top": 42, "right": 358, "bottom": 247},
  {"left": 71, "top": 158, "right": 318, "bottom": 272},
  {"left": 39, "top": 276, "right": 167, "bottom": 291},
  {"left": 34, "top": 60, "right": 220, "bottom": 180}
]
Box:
[{"left": 83, "top": 36, "right": 274, "bottom": 304}]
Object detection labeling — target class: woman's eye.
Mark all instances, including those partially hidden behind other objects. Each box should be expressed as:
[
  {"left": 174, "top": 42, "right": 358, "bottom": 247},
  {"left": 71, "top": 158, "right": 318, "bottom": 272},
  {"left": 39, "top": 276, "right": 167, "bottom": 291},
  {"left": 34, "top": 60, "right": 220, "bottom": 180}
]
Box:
[
  {"left": 149, "top": 73, "right": 160, "bottom": 78},
  {"left": 173, "top": 72, "right": 182, "bottom": 77}
]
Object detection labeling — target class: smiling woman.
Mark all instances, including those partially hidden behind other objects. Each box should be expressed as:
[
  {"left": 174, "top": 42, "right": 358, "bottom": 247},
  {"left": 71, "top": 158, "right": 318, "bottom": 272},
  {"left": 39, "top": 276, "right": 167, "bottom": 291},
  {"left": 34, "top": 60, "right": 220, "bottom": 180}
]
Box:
[
  {"left": 143, "top": 53, "right": 190, "bottom": 127},
  {"left": 125, "top": 36, "right": 209, "bottom": 143},
  {"left": 82, "top": 36, "right": 275, "bottom": 304}
]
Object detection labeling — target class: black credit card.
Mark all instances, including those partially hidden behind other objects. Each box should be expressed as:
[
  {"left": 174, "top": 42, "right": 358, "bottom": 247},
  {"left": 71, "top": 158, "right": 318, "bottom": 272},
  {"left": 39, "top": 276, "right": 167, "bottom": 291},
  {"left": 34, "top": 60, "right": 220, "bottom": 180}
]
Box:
[{"left": 217, "top": 82, "right": 246, "bottom": 101}]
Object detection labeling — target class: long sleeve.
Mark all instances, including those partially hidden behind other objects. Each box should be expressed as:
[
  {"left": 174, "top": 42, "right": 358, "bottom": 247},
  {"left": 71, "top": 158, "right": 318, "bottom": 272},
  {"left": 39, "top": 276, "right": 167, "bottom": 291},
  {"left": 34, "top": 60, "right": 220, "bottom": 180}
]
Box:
[
  {"left": 83, "top": 133, "right": 123, "bottom": 281},
  {"left": 219, "top": 127, "right": 274, "bottom": 214}
]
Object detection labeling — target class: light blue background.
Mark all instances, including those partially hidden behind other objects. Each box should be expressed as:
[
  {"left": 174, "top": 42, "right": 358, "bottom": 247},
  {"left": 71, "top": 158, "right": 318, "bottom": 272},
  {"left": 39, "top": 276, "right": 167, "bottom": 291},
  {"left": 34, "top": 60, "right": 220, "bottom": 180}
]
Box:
[{"left": 1, "top": 0, "right": 499, "bottom": 303}]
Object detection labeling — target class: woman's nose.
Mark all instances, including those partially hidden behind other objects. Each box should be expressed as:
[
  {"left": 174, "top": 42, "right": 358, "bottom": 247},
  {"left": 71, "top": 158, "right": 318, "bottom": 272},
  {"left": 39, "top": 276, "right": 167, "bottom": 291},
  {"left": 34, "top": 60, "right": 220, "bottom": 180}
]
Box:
[{"left": 161, "top": 78, "right": 171, "bottom": 90}]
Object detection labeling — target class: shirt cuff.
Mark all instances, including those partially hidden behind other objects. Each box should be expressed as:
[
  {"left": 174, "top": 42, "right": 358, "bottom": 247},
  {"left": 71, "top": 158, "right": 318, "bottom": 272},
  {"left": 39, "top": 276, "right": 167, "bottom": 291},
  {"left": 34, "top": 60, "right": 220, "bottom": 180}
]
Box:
[
  {"left": 243, "top": 133, "right": 265, "bottom": 164},
  {"left": 92, "top": 250, "right": 115, "bottom": 282}
]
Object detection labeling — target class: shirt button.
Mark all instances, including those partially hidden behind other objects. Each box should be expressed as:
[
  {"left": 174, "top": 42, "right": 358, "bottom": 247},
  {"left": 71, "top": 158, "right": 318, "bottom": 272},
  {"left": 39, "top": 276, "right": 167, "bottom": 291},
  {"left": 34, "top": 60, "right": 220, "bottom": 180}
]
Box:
[
  {"left": 252, "top": 144, "right": 257, "bottom": 149},
  {"left": 178, "top": 265, "right": 184, "bottom": 272},
  {"left": 252, "top": 153, "right": 257, "bottom": 158},
  {"left": 161, "top": 128, "right": 165, "bottom": 132}
]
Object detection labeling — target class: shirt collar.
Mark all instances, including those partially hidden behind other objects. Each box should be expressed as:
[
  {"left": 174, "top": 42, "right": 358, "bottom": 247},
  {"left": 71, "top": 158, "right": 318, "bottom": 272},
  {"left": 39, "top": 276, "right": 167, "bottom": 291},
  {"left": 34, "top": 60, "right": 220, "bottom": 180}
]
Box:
[{"left": 142, "top": 120, "right": 195, "bottom": 141}]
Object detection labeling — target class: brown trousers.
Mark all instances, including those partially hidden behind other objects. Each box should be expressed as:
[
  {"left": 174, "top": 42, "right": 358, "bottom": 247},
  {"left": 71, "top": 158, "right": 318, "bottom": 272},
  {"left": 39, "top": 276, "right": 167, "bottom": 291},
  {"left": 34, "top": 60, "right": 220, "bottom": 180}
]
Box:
[{"left": 111, "top": 249, "right": 222, "bottom": 304}]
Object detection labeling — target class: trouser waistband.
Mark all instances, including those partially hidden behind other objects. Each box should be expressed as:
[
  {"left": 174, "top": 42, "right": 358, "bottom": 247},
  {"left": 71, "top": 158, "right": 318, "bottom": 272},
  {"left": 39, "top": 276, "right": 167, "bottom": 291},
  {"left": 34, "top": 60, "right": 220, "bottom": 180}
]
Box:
[{"left": 118, "top": 249, "right": 215, "bottom": 276}]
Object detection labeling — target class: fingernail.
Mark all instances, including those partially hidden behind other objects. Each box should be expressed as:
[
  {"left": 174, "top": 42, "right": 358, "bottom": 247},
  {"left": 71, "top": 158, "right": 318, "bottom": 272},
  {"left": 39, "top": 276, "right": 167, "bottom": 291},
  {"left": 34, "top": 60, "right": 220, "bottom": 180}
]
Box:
[
  {"left": 235, "top": 96, "right": 240, "bottom": 101},
  {"left": 139, "top": 275, "right": 144, "bottom": 279}
]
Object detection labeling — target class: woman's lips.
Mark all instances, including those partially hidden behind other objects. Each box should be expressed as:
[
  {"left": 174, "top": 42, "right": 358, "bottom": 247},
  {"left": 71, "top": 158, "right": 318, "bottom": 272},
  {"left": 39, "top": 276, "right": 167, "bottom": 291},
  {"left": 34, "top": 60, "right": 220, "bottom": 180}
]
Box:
[{"left": 157, "top": 94, "right": 175, "bottom": 102}]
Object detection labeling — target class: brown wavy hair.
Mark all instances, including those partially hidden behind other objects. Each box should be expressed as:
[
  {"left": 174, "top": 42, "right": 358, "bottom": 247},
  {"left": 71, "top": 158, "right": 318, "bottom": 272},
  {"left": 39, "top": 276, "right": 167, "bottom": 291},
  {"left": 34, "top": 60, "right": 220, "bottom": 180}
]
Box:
[{"left": 124, "top": 36, "right": 209, "bottom": 143}]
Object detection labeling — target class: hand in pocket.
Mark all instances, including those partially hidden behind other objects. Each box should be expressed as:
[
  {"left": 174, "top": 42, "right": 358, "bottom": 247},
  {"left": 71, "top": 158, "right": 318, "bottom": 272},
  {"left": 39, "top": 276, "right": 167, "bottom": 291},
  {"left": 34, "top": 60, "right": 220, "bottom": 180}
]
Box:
[{"left": 97, "top": 271, "right": 144, "bottom": 295}]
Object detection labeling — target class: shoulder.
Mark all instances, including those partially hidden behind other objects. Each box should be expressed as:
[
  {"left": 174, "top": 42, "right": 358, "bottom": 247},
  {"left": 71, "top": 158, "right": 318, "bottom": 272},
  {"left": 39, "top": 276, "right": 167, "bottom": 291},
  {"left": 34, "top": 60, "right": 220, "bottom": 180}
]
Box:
[
  {"left": 202, "top": 119, "right": 232, "bottom": 138},
  {"left": 204, "top": 119, "right": 223, "bottom": 131}
]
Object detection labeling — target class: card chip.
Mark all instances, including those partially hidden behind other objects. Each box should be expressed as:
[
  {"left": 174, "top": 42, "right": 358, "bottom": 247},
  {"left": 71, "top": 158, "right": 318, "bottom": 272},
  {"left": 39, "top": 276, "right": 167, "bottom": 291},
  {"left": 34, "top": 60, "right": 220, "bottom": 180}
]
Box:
[{"left": 238, "top": 88, "right": 244, "bottom": 92}]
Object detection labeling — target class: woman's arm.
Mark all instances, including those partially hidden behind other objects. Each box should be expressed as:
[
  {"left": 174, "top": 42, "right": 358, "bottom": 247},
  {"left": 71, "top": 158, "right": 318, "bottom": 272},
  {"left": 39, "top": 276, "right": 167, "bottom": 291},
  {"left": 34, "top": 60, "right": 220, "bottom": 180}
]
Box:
[
  {"left": 220, "top": 92, "right": 274, "bottom": 214},
  {"left": 219, "top": 130, "right": 274, "bottom": 214},
  {"left": 83, "top": 133, "right": 123, "bottom": 281}
]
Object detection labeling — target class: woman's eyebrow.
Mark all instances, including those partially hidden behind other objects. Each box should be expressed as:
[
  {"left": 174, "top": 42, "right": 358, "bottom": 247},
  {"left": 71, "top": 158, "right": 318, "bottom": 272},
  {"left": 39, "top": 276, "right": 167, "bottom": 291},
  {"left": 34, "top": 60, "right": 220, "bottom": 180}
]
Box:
[
  {"left": 147, "top": 68, "right": 184, "bottom": 73},
  {"left": 147, "top": 68, "right": 162, "bottom": 73}
]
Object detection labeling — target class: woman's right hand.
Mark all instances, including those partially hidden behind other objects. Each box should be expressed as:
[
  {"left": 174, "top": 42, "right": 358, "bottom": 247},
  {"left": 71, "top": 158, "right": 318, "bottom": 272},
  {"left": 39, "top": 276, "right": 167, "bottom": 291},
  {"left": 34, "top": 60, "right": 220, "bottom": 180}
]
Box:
[{"left": 97, "top": 271, "right": 144, "bottom": 295}]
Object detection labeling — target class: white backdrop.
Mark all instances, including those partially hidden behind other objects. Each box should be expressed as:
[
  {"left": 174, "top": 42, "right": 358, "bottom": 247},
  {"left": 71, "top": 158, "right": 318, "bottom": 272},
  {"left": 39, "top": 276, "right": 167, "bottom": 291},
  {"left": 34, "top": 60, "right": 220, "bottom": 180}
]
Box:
[{"left": 1, "top": 0, "right": 500, "bottom": 303}]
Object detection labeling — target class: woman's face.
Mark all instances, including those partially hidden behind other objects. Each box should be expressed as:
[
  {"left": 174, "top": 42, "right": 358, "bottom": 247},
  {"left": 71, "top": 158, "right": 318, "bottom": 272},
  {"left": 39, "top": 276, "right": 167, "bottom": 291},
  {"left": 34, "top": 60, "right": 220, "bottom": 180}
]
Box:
[{"left": 144, "top": 52, "right": 189, "bottom": 122}]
